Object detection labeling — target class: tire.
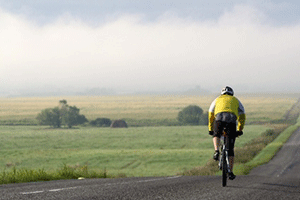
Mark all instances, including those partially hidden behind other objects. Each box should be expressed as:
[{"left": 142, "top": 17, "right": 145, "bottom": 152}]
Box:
[
  {"left": 222, "top": 136, "right": 229, "bottom": 187},
  {"left": 222, "top": 150, "right": 227, "bottom": 187}
]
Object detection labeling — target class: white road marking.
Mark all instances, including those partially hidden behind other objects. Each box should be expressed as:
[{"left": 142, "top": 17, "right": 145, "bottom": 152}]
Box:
[
  {"left": 21, "top": 191, "right": 44, "bottom": 195},
  {"left": 21, "top": 187, "right": 79, "bottom": 195},
  {"left": 20, "top": 176, "right": 181, "bottom": 195},
  {"left": 167, "top": 175, "right": 182, "bottom": 179},
  {"left": 137, "top": 176, "right": 181, "bottom": 183},
  {"left": 137, "top": 178, "right": 167, "bottom": 183},
  {"left": 49, "top": 187, "right": 79, "bottom": 192}
]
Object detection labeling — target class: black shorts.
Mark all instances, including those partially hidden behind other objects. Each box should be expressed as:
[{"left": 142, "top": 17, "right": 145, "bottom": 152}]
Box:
[
  {"left": 213, "top": 120, "right": 236, "bottom": 138},
  {"left": 213, "top": 120, "right": 236, "bottom": 156}
]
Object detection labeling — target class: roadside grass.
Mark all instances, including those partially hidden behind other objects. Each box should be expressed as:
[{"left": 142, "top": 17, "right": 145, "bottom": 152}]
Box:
[
  {"left": 234, "top": 120, "right": 300, "bottom": 175},
  {"left": 0, "top": 164, "right": 108, "bottom": 184}
]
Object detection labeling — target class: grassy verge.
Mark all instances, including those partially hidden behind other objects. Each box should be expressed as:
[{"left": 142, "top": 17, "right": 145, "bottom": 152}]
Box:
[
  {"left": 234, "top": 119, "right": 300, "bottom": 175},
  {"left": 0, "top": 164, "right": 108, "bottom": 184}
]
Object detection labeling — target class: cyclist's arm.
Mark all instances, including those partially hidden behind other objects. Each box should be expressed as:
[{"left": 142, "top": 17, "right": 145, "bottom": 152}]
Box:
[
  {"left": 237, "top": 114, "right": 246, "bottom": 131},
  {"left": 208, "top": 112, "right": 215, "bottom": 131},
  {"left": 237, "top": 100, "right": 246, "bottom": 131},
  {"left": 208, "top": 99, "right": 217, "bottom": 131}
]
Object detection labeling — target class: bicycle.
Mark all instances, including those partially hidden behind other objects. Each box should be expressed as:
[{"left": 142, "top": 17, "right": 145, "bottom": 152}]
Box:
[{"left": 218, "top": 127, "right": 232, "bottom": 187}]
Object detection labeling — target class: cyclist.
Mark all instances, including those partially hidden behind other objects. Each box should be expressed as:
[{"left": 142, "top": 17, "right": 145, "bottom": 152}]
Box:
[{"left": 208, "top": 86, "right": 246, "bottom": 180}]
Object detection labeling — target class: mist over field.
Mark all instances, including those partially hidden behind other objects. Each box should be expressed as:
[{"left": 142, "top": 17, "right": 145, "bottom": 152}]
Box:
[{"left": 1, "top": 1, "right": 300, "bottom": 97}]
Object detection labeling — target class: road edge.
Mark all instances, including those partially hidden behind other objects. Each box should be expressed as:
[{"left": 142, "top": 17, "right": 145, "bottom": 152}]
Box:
[{"left": 234, "top": 116, "right": 300, "bottom": 175}]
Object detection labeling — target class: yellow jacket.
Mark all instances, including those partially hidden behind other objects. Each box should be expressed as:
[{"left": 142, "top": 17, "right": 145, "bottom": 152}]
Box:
[{"left": 208, "top": 94, "right": 246, "bottom": 131}]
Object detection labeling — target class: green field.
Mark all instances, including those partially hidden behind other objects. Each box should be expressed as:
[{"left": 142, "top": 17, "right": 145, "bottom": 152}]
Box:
[
  {"left": 0, "top": 94, "right": 298, "bottom": 179},
  {"left": 0, "top": 125, "right": 268, "bottom": 177}
]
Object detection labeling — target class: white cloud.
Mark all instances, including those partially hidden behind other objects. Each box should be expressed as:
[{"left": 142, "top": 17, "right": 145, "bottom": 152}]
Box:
[{"left": 1, "top": 4, "right": 300, "bottom": 93}]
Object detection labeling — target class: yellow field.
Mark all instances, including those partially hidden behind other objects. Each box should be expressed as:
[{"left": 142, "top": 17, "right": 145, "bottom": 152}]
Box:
[{"left": 0, "top": 94, "right": 298, "bottom": 123}]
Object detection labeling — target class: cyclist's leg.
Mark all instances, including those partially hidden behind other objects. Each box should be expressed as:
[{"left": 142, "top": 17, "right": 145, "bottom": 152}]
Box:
[
  {"left": 229, "top": 156, "right": 234, "bottom": 171},
  {"left": 227, "top": 123, "right": 237, "bottom": 179},
  {"left": 213, "top": 137, "right": 221, "bottom": 160},
  {"left": 228, "top": 137, "right": 236, "bottom": 171},
  {"left": 228, "top": 156, "right": 236, "bottom": 180},
  {"left": 213, "top": 137, "right": 220, "bottom": 151},
  {"left": 213, "top": 121, "right": 223, "bottom": 160},
  {"left": 213, "top": 120, "right": 223, "bottom": 149}
]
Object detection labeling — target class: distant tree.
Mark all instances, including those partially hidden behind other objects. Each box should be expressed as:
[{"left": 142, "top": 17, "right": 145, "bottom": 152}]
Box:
[
  {"left": 199, "top": 112, "right": 209, "bottom": 125},
  {"left": 36, "top": 107, "right": 61, "bottom": 128},
  {"left": 62, "top": 106, "right": 88, "bottom": 128},
  {"left": 177, "top": 105, "right": 203, "bottom": 125},
  {"left": 90, "top": 118, "right": 112, "bottom": 127},
  {"left": 59, "top": 99, "right": 67, "bottom": 105},
  {"left": 36, "top": 100, "right": 87, "bottom": 128},
  {"left": 58, "top": 99, "right": 67, "bottom": 116}
]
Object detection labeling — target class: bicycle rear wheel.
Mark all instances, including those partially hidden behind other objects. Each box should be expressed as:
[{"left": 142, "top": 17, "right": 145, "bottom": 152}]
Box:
[{"left": 222, "top": 151, "right": 227, "bottom": 187}]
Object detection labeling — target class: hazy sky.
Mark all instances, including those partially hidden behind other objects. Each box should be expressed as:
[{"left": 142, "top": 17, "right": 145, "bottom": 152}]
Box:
[{"left": 1, "top": 0, "right": 300, "bottom": 95}]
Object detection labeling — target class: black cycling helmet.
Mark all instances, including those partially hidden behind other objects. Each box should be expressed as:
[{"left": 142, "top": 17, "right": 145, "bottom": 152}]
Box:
[{"left": 221, "top": 86, "right": 234, "bottom": 96}]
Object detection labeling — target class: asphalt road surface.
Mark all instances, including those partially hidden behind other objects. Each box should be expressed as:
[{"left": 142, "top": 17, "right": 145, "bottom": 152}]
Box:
[{"left": 1, "top": 128, "right": 300, "bottom": 200}]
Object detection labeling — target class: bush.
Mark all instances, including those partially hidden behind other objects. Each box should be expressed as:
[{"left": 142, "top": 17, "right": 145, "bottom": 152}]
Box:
[
  {"left": 90, "top": 118, "right": 112, "bottom": 127},
  {"left": 177, "top": 105, "right": 203, "bottom": 125}
]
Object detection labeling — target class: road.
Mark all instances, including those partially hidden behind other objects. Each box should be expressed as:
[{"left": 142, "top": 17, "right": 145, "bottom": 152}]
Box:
[{"left": 1, "top": 128, "right": 300, "bottom": 200}]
